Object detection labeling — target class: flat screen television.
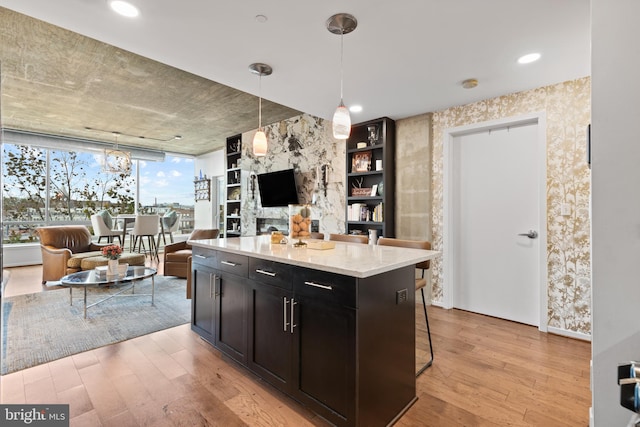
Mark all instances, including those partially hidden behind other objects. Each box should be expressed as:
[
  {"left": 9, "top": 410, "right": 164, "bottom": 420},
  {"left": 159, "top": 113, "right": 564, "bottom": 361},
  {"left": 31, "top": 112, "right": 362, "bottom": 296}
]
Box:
[{"left": 257, "top": 168, "right": 300, "bottom": 207}]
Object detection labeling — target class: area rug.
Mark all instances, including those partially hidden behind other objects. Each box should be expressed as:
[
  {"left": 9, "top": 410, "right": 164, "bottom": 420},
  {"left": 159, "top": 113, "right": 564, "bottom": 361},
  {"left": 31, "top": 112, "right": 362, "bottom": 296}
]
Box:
[{"left": 1, "top": 275, "right": 190, "bottom": 374}]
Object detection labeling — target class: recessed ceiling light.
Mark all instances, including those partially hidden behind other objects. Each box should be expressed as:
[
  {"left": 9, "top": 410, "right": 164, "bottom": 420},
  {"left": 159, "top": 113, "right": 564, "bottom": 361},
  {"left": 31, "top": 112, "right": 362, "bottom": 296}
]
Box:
[
  {"left": 517, "top": 53, "right": 541, "bottom": 64},
  {"left": 349, "top": 105, "right": 363, "bottom": 113},
  {"left": 109, "top": 1, "right": 139, "bottom": 18},
  {"left": 255, "top": 14, "right": 268, "bottom": 23}
]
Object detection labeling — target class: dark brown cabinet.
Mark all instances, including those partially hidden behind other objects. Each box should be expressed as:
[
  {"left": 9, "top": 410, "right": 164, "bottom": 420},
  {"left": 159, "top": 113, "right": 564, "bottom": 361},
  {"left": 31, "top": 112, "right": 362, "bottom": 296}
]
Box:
[
  {"left": 345, "top": 117, "right": 395, "bottom": 238},
  {"left": 248, "top": 281, "right": 293, "bottom": 391},
  {"left": 213, "top": 252, "right": 248, "bottom": 365},
  {"left": 292, "top": 293, "right": 355, "bottom": 425},
  {"left": 191, "top": 264, "right": 216, "bottom": 343},
  {"left": 247, "top": 257, "right": 295, "bottom": 392},
  {"left": 191, "top": 246, "right": 416, "bottom": 427}
]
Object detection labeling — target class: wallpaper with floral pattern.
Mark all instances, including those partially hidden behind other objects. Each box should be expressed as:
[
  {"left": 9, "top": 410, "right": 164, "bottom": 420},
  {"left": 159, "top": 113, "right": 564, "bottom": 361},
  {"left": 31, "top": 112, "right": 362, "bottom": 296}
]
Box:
[{"left": 430, "top": 77, "right": 592, "bottom": 335}]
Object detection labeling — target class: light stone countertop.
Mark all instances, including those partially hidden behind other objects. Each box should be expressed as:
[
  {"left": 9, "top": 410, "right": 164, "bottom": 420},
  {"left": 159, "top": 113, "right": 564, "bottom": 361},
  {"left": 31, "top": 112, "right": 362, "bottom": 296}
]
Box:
[{"left": 189, "top": 235, "right": 439, "bottom": 278}]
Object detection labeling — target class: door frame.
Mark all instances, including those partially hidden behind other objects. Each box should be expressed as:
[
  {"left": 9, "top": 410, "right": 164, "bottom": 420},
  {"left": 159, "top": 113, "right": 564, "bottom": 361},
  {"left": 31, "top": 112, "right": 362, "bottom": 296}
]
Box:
[{"left": 442, "top": 112, "right": 548, "bottom": 332}]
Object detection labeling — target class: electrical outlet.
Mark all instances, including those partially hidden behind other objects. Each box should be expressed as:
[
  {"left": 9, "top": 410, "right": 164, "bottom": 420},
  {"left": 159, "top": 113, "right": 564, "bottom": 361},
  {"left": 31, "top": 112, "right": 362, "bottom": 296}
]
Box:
[
  {"left": 561, "top": 203, "right": 571, "bottom": 216},
  {"left": 396, "top": 289, "right": 408, "bottom": 304}
]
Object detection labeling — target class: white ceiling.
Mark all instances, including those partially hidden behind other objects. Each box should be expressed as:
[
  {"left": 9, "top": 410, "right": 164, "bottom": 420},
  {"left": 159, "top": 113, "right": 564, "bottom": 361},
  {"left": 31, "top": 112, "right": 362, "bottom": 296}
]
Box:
[{"left": 0, "top": 0, "right": 590, "bottom": 133}]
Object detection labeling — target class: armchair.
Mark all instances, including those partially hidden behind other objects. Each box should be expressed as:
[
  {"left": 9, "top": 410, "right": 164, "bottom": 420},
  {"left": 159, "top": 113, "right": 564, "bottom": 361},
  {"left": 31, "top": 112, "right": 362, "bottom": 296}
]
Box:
[
  {"left": 163, "top": 228, "right": 219, "bottom": 298},
  {"left": 37, "top": 225, "right": 106, "bottom": 284}
]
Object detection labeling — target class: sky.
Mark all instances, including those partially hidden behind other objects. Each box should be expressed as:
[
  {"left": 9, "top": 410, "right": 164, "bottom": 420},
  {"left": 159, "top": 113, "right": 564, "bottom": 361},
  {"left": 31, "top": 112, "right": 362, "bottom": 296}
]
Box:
[{"left": 138, "top": 155, "right": 195, "bottom": 206}]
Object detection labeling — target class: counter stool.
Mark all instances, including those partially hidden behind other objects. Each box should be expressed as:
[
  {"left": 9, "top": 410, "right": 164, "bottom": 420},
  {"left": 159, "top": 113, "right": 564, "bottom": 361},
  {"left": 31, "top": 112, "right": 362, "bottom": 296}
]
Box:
[
  {"left": 328, "top": 233, "right": 368, "bottom": 244},
  {"left": 378, "top": 237, "right": 434, "bottom": 376}
]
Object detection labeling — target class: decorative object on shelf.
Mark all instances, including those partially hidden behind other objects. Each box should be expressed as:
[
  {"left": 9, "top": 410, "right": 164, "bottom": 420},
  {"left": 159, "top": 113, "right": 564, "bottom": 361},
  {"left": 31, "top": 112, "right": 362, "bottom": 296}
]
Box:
[
  {"left": 229, "top": 187, "right": 241, "bottom": 201},
  {"left": 103, "top": 132, "right": 131, "bottom": 175},
  {"left": 249, "top": 62, "right": 273, "bottom": 156},
  {"left": 194, "top": 178, "right": 211, "bottom": 201},
  {"left": 376, "top": 159, "right": 383, "bottom": 171},
  {"left": 357, "top": 142, "right": 367, "bottom": 149},
  {"left": 352, "top": 150, "right": 372, "bottom": 172},
  {"left": 326, "top": 13, "right": 357, "bottom": 140},
  {"left": 367, "top": 125, "right": 379, "bottom": 145},
  {"left": 378, "top": 181, "right": 384, "bottom": 196},
  {"left": 351, "top": 187, "right": 372, "bottom": 196}
]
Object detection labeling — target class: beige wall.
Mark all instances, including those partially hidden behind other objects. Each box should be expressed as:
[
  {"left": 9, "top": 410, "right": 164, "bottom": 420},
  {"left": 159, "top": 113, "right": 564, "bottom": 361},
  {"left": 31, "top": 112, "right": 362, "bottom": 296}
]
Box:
[
  {"left": 395, "top": 114, "right": 432, "bottom": 241},
  {"left": 397, "top": 77, "right": 591, "bottom": 336}
]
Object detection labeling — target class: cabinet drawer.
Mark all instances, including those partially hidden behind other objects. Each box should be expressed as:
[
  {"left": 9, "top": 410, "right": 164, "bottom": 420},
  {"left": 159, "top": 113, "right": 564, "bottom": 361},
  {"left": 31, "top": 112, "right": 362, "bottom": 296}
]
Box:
[
  {"left": 191, "top": 247, "right": 217, "bottom": 269},
  {"left": 216, "top": 252, "right": 249, "bottom": 277},
  {"left": 293, "top": 269, "right": 355, "bottom": 308},
  {"left": 249, "top": 258, "right": 293, "bottom": 290}
]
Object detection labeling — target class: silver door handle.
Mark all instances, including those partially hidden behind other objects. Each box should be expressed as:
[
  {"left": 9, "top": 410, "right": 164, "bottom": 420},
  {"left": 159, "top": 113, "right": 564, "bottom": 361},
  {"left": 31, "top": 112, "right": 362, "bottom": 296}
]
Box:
[{"left": 517, "top": 230, "right": 538, "bottom": 239}]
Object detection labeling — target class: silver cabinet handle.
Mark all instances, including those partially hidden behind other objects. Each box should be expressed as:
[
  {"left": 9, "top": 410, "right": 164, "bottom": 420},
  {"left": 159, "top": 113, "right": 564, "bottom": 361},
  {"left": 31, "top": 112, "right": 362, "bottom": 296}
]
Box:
[
  {"left": 304, "top": 281, "right": 333, "bottom": 290},
  {"left": 283, "top": 297, "right": 289, "bottom": 332},
  {"left": 220, "top": 260, "right": 237, "bottom": 267},
  {"left": 209, "top": 273, "right": 214, "bottom": 299},
  {"left": 213, "top": 274, "right": 220, "bottom": 297},
  {"left": 194, "top": 254, "right": 208, "bottom": 259},
  {"left": 256, "top": 269, "right": 276, "bottom": 277},
  {"left": 290, "top": 298, "right": 297, "bottom": 334},
  {"left": 517, "top": 230, "right": 538, "bottom": 239}
]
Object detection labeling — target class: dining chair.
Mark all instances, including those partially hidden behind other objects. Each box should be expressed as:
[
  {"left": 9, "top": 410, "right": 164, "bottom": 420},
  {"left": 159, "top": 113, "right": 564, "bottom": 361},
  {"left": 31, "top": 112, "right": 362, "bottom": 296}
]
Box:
[
  {"left": 158, "top": 211, "right": 180, "bottom": 246},
  {"left": 130, "top": 214, "right": 160, "bottom": 261},
  {"left": 90, "top": 214, "right": 122, "bottom": 244},
  {"left": 377, "top": 237, "right": 433, "bottom": 375},
  {"left": 328, "top": 233, "right": 368, "bottom": 244}
]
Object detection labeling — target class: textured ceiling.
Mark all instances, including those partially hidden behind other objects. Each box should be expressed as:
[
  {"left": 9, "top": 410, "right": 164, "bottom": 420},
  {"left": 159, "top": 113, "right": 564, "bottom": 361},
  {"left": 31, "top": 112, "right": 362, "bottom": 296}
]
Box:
[
  {"left": 0, "top": 8, "right": 301, "bottom": 156},
  {"left": 0, "top": 1, "right": 590, "bottom": 157}
]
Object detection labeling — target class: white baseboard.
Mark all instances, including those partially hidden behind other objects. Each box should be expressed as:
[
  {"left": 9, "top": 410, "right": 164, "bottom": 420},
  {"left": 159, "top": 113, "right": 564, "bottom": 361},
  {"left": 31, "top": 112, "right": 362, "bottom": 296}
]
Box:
[
  {"left": 427, "top": 303, "right": 592, "bottom": 342},
  {"left": 547, "top": 326, "right": 591, "bottom": 341}
]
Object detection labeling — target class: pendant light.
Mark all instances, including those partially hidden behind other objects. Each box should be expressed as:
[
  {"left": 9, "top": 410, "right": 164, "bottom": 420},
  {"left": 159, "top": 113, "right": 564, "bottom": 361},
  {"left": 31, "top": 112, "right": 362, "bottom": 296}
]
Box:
[
  {"left": 249, "top": 63, "right": 272, "bottom": 157},
  {"left": 103, "top": 131, "right": 132, "bottom": 174},
  {"left": 326, "top": 13, "right": 357, "bottom": 140}
]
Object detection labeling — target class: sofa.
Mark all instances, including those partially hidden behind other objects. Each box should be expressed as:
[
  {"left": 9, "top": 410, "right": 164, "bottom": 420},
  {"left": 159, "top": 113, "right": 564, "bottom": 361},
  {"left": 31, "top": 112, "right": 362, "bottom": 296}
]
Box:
[
  {"left": 163, "top": 228, "right": 219, "bottom": 298},
  {"left": 37, "top": 225, "right": 145, "bottom": 284}
]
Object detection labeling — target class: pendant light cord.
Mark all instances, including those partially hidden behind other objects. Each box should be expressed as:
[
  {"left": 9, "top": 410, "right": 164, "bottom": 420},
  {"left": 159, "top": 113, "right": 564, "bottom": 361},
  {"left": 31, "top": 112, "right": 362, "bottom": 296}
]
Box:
[
  {"left": 258, "top": 73, "right": 263, "bottom": 130},
  {"left": 340, "top": 30, "right": 344, "bottom": 101}
]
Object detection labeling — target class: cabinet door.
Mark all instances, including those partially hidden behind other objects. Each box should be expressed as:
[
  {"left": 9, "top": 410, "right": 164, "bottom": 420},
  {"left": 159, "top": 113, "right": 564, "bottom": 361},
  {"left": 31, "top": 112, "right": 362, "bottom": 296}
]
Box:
[
  {"left": 214, "top": 272, "right": 248, "bottom": 365},
  {"left": 191, "top": 265, "right": 216, "bottom": 343},
  {"left": 292, "top": 294, "right": 356, "bottom": 426},
  {"left": 248, "top": 282, "right": 293, "bottom": 392}
]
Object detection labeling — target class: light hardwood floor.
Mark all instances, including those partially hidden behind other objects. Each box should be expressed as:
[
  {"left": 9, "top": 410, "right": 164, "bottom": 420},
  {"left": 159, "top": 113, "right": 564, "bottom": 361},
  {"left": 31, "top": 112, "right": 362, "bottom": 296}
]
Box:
[{"left": 1, "top": 261, "right": 592, "bottom": 426}]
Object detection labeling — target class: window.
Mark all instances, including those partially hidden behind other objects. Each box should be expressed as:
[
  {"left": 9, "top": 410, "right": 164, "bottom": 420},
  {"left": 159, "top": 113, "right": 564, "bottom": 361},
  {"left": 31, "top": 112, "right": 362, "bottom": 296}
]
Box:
[{"left": 2, "top": 141, "right": 195, "bottom": 244}]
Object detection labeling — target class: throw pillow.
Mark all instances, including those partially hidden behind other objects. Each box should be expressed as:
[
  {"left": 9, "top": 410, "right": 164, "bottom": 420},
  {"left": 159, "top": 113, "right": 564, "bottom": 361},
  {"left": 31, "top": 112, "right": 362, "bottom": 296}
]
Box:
[
  {"left": 97, "top": 210, "right": 113, "bottom": 230},
  {"left": 163, "top": 210, "right": 178, "bottom": 229}
]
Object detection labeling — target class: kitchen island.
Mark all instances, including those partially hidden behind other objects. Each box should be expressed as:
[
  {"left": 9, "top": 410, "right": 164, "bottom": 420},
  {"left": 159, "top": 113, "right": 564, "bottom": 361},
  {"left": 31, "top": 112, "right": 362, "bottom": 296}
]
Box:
[{"left": 189, "top": 235, "right": 439, "bottom": 427}]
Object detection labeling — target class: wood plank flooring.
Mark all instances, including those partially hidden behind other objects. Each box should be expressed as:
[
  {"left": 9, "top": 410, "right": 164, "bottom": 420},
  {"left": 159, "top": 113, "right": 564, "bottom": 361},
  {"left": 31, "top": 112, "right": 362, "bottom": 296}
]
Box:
[{"left": 1, "top": 263, "right": 592, "bottom": 426}]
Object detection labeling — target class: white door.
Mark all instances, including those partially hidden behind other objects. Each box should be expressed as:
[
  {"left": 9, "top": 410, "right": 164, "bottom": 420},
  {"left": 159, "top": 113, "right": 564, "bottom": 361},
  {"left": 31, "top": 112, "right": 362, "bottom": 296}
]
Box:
[{"left": 451, "top": 120, "right": 543, "bottom": 326}]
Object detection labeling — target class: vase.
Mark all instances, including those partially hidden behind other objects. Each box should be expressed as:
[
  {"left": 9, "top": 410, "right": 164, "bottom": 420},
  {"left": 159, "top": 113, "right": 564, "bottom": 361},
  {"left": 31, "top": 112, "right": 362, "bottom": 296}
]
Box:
[{"left": 107, "top": 259, "right": 119, "bottom": 276}]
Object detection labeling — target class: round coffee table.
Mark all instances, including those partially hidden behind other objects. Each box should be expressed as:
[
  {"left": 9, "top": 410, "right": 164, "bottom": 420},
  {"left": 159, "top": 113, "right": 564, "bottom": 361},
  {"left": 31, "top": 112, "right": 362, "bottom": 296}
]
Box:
[{"left": 60, "top": 266, "right": 157, "bottom": 318}]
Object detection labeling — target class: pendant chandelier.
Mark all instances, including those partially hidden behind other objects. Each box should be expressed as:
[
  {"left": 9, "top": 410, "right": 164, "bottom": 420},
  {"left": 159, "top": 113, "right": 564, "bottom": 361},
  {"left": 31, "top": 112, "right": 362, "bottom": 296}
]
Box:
[
  {"left": 249, "top": 62, "right": 273, "bottom": 157},
  {"left": 326, "top": 13, "right": 358, "bottom": 140},
  {"left": 103, "top": 132, "right": 132, "bottom": 174}
]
